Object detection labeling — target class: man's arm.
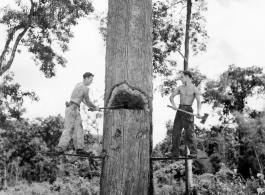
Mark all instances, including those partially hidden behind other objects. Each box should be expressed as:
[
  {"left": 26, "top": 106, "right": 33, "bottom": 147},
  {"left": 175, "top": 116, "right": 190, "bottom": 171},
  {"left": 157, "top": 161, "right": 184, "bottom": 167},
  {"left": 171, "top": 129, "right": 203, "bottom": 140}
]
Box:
[
  {"left": 169, "top": 87, "right": 181, "bottom": 109},
  {"left": 83, "top": 88, "right": 99, "bottom": 111},
  {"left": 194, "top": 86, "right": 201, "bottom": 117}
]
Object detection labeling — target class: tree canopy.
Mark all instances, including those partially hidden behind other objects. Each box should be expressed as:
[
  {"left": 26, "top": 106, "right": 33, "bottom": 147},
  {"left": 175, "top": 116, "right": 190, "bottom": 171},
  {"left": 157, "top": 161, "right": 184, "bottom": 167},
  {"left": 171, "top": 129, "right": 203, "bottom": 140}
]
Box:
[
  {"left": 203, "top": 65, "right": 265, "bottom": 118},
  {"left": 0, "top": 0, "right": 94, "bottom": 77},
  {"left": 0, "top": 72, "right": 39, "bottom": 123}
]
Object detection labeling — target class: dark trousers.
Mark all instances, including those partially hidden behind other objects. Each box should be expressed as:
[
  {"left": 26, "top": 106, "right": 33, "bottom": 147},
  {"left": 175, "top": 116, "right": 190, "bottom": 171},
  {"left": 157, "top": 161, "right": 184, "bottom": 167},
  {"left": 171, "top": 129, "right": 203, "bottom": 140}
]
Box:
[{"left": 172, "top": 105, "right": 197, "bottom": 155}]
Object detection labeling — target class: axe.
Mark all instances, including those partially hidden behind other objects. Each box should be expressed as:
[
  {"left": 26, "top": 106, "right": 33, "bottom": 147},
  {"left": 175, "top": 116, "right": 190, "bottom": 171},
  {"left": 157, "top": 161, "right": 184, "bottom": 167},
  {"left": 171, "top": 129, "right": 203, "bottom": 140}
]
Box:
[{"left": 167, "top": 105, "right": 209, "bottom": 124}]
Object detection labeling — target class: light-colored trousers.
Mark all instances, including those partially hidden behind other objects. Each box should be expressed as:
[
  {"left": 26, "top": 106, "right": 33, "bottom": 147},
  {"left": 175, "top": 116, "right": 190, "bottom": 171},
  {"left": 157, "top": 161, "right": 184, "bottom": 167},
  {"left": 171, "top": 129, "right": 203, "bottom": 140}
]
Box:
[{"left": 58, "top": 104, "right": 84, "bottom": 150}]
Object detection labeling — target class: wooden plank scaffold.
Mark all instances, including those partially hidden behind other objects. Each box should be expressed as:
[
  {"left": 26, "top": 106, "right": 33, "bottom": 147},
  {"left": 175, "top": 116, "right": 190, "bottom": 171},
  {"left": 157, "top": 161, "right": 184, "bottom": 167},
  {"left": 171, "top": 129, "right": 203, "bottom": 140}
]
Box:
[
  {"left": 39, "top": 152, "right": 104, "bottom": 159},
  {"left": 151, "top": 156, "right": 207, "bottom": 161}
]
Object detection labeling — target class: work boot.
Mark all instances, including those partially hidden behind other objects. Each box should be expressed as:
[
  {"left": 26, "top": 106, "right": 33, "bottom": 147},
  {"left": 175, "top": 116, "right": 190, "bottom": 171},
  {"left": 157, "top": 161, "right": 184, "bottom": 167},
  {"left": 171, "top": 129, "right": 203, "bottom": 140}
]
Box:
[{"left": 76, "top": 149, "right": 94, "bottom": 156}]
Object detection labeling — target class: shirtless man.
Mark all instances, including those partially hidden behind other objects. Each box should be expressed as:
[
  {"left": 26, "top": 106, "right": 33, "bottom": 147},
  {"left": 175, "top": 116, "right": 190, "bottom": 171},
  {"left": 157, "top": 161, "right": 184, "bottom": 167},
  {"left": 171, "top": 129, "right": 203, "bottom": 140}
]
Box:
[
  {"left": 166, "top": 70, "right": 201, "bottom": 158},
  {"left": 55, "top": 72, "right": 99, "bottom": 155}
]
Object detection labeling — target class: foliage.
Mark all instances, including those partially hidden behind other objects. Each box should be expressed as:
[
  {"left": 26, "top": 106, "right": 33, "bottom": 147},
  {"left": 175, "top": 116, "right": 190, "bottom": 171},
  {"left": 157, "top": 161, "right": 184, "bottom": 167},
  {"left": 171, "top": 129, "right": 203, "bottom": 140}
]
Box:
[
  {"left": 158, "top": 66, "right": 207, "bottom": 96},
  {"left": 0, "top": 118, "right": 60, "bottom": 183},
  {"left": 0, "top": 71, "right": 39, "bottom": 123},
  {"left": 154, "top": 161, "right": 186, "bottom": 195},
  {"left": 51, "top": 176, "right": 100, "bottom": 195},
  {"left": 4, "top": 168, "right": 265, "bottom": 195},
  {"left": 0, "top": 114, "right": 101, "bottom": 188},
  {"left": 203, "top": 65, "right": 265, "bottom": 117},
  {"left": 0, "top": 0, "right": 94, "bottom": 77},
  {"left": 151, "top": 0, "right": 208, "bottom": 77},
  {"left": 201, "top": 65, "right": 265, "bottom": 178},
  {"left": 234, "top": 111, "right": 265, "bottom": 178},
  {"left": 154, "top": 165, "right": 265, "bottom": 195},
  {"left": 2, "top": 177, "right": 100, "bottom": 195},
  {"left": 209, "top": 153, "right": 222, "bottom": 174},
  {"left": 194, "top": 168, "right": 265, "bottom": 195},
  {"left": 202, "top": 125, "right": 240, "bottom": 172}
]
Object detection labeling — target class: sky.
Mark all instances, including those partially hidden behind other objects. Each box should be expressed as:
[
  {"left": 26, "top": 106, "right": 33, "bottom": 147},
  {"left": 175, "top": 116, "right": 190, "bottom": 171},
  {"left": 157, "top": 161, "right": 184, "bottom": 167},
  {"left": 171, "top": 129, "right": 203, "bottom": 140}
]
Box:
[{"left": 0, "top": 0, "right": 265, "bottom": 146}]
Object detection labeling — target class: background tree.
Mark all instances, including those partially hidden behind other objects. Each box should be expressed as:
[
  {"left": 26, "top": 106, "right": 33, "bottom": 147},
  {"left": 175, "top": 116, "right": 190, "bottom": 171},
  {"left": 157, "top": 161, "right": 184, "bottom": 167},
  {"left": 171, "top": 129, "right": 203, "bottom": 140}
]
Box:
[
  {"left": 203, "top": 65, "right": 265, "bottom": 119},
  {"left": 150, "top": 0, "right": 209, "bottom": 193},
  {"left": 203, "top": 125, "right": 239, "bottom": 173},
  {"left": 203, "top": 65, "right": 265, "bottom": 151},
  {"left": 0, "top": 115, "right": 102, "bottom": 186},
  {"left": 203, "top": 65, "right": 265, "bottom": 178},
  {"left": 0, "top": 71, "right": 38, "bottom": 123},
  {"left": 233, "top": 111, "right": 265, "bottom": 178},
  {"left": 0, "top": 0, "right": 94, "bottom": 77}
]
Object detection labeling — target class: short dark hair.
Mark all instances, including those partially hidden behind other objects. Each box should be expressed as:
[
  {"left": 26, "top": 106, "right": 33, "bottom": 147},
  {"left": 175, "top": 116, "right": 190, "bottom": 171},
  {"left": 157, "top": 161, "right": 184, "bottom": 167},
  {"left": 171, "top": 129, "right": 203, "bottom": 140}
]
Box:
[
  {"left": 83, "top": 72, "right": 94, "bottom": 79},
  {"left": 182, "top": 70, "right": 193, "bottom": 79}
]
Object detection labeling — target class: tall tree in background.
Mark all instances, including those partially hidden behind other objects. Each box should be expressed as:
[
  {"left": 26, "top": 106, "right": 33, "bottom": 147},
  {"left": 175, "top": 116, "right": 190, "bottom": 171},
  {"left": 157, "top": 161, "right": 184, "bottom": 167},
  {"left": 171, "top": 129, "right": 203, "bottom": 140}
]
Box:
[
  {"left": 154, "top": 0, "right": 208, "bottom": 97},
  {"left": 203, "top": 65, "right": 265, "bottom": 119},
  {"left": 100, "top": 0, "right": 153, "bottom": 194},
  {"left": 0, "top": 0, "right": 94, "bottom": 77},
  {"left": 203, "top": 65, "right": 265, "bottom": 176},
  {"left": 233, "top": 111, "right": 265, "bottom": 178},
  {"left": 153, "top": 0, "right": 208, "bottom": 192},
  {"left": 0, "top": 71, "right": 38, "bottom": 123},
  {"left": 183, "top": 0, "right": 193, "bottom": 192},
  {"left": 151, "top": 0, "right": 209, "bottom": 193},
  {"left": 202, "top": 65, "right": 265, "bottom": 178}
]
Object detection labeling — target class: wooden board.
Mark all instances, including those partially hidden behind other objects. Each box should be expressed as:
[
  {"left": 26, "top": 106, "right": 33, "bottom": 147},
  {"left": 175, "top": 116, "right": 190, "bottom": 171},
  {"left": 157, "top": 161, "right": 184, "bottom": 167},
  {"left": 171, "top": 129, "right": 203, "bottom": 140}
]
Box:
[
  {"left": 151, "top": 157, "right": 208, "bottom": 161},
  {"left": 39, "top": 152, "right": 104, "bottom": 159}
]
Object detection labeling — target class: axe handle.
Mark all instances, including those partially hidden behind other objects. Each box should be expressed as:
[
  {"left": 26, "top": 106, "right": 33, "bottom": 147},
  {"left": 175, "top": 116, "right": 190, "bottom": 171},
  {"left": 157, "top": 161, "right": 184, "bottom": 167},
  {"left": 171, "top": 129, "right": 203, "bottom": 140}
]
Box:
[
  {"left": 88, "top": 105, "right": 122, "bottom": 111},
  {"left": 99, "top": 104, "right": 125, "bottom": 109},
  {"left": 167, "top": 105, "right": 197, "bottom": 117},
  {"left": 99, "top": 106, "right": 118, "bottom": 109}
]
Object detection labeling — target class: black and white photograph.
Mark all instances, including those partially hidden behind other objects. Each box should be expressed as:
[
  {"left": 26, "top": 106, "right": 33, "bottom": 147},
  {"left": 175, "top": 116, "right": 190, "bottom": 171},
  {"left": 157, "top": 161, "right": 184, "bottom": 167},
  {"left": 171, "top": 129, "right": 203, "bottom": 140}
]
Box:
[{"left": 0, "top": 0, "right": 265, "bottom": 194}]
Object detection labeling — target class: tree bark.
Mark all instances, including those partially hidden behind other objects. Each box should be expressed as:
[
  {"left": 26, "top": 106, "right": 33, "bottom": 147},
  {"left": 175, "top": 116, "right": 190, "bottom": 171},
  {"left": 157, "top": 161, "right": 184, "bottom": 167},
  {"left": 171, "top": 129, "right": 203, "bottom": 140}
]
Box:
[
  {"left": 0, "top": 27, "right": 28, "bottom": 76},
  {"left": 100, "top": 0, "right": 153, "bottom": 194}
]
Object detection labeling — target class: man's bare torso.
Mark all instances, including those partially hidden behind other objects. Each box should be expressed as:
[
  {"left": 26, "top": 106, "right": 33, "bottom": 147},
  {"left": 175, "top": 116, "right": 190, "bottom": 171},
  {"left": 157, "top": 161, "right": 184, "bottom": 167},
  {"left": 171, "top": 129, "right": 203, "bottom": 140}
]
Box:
[
  {"left": 70, "top": 82, "right": 87, "bottom": 105},
  {"left": 178, "top": 85, "right": 196, "bottom": 105}
]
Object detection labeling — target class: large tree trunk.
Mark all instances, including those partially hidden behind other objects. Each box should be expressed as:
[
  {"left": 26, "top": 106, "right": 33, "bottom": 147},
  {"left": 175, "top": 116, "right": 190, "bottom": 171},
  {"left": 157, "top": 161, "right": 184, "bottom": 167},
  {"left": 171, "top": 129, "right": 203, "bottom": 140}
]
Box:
[
  {"left": 100, "top": 0, "right": 153, "bottom": 195},
  {"left": 184, "top": 0, "right": 193, "bottom": 194}
]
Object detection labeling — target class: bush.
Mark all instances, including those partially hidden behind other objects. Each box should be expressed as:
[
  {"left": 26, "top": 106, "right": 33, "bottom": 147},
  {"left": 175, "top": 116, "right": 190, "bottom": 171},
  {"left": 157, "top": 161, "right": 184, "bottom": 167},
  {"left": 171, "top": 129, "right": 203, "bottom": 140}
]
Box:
[
  {"left": 1, "top": 181, "right": 53, "bottom": 195},
  {"left": 209, "top": 153, "right": 222, "bottom": 173},
  {"left": 1, "top": 176, "right": 100, "bottom": 195},
  {"left": 51, "top": 176, "right": 99, "bottom": 195}
]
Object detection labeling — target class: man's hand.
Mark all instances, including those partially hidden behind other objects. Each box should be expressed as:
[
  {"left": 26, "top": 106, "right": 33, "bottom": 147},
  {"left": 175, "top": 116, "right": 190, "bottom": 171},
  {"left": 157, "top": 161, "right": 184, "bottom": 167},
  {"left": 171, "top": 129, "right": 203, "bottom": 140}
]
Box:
[
  {"left": 88, "top": 106, "right": 99, "bottom": 112},
  {"left": 171, "top": 104, "right": 178, "bottom": 110},
  {"left": 196, "top": 113, "right": 202, "bottom": 119}
]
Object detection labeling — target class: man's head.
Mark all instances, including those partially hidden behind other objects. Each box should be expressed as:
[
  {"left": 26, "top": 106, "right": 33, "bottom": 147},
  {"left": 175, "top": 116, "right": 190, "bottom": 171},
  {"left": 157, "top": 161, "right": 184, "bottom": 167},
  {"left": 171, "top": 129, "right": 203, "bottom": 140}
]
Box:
[
  {"left": 83, "top": 72, "right": 94, "bottom": 86},
  {"left": 180, "top": 70, "right": 192, "bottom": 85}
]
